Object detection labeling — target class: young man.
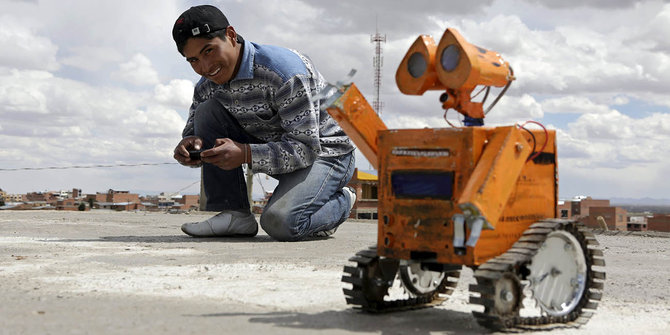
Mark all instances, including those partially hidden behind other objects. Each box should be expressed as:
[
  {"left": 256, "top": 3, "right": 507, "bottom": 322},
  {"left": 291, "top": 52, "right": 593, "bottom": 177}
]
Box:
[{"left": 171, "top": 5, "right": 356, "bottom": 241}]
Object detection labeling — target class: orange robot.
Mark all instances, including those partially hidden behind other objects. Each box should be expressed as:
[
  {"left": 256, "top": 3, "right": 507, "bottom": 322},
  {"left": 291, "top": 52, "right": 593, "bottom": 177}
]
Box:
[{"left": 324, "top": 28, "right": 605, "bottom": 331}]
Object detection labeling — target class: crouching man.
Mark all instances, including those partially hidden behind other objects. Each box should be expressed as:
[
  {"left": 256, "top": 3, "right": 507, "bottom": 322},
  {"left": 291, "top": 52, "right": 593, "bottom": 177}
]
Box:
[{"left": 171, "top": 5, "right": 356, "bottom": 241}]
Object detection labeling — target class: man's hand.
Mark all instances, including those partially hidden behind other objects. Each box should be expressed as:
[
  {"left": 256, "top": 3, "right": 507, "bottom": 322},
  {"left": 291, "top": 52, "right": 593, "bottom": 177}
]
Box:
[
  {"left": 201, "top": 138, "right": 247, "bottom": 170},
  {"left": 173, "top": 136, "right": 203, "bottom": 167}
]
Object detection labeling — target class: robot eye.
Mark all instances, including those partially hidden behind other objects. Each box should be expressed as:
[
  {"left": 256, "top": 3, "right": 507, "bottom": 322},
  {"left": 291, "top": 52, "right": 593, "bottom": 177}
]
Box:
[
  {"left": 440, "top": 45, "right": 460, "bottom": 72},
  {"left": 408, "top": 52, "right": 427, "bottom": 78}
]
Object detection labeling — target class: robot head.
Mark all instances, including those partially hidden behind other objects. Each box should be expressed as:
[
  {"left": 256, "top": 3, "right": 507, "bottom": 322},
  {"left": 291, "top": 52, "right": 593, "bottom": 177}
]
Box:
[{"left": 396, "top": 28, "right": 514, "bottom": 119}]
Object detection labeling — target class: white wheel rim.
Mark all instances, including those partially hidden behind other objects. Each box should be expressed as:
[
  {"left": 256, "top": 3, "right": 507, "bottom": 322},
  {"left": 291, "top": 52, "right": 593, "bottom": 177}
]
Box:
[
  {"left": 528, "top": 230, "right": 587, "bottom": 316},
  {"left": 399, "top": 260, "right": 445, "bottom": 295}
]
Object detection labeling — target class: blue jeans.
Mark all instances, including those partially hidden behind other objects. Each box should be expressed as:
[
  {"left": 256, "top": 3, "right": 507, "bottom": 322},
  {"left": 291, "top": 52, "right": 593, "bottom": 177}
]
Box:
[{"left": 194, "top": 98, "right": 356, "bottom": 241}]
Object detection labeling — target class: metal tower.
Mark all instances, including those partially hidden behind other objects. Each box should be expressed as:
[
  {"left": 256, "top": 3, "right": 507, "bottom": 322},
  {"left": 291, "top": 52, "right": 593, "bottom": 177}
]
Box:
[{"left": 370, "top": 23, "right": 386, "bottom": 115}]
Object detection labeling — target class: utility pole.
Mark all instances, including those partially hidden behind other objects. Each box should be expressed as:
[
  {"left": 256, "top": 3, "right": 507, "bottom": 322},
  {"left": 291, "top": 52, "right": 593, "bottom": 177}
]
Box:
[{"left": 370, "top": 19, "right": 386, "bottom": 115}]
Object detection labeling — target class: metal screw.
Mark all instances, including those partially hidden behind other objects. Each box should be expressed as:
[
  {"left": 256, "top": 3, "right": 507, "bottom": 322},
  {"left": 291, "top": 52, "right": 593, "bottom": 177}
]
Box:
[
  {"left": 571, "top": 278, "right": 578, "bottom": 287},
  {"left": 501, "top": 289, "right": 514, "bottom": 302}
]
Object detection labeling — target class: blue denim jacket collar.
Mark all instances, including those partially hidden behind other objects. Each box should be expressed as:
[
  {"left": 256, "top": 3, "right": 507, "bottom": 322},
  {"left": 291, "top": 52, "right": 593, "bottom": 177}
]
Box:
[{"left": 232, "top": 39, "right": 255, "bottom": 82}]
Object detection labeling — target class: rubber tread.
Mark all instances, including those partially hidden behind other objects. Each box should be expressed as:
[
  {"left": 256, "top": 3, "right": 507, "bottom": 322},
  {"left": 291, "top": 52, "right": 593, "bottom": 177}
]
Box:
[{"left": 469, "top": 219, "right": 605, "bottom": 332}]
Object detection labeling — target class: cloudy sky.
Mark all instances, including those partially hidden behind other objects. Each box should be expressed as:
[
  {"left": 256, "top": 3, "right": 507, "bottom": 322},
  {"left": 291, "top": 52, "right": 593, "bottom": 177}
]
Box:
[{"left": 1, "top": 0, "right": 669, "bottom": 200}]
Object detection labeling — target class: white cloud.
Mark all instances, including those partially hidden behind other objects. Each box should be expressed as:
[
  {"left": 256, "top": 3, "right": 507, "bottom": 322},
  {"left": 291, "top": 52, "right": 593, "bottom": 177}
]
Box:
[
  {"left": 0, "top": 69, "right": 184, "bottom": 164},
  {"left": 523, "top": 0, "right": 647, "bottom": 9},
  {"left": 112, "top": 53, "right": 160, "bottom": 86},
  {"left": 558, "top": 109, "right": 670, "bottom": 168},
  {"left": 60, "top": 46, "right": 123, "bottom": 72},
  {"left": 568, "top": 110, "right": 635, "bottom": 140},
  {"left": 0, "top": 15, "right": 59, "bottom": 71},
  {"left": 154, "top": 79, "right": 194, "bottom": 110},
  {"left": 542, "top": 96, "right": 612, "bottom": 115},
  {"left": 487, "top": 93, "right": 544, "bottom": 125}
]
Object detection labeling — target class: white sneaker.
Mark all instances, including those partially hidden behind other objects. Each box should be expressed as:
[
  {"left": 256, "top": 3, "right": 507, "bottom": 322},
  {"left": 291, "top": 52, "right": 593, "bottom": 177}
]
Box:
[
  {"left": 181, "top": 210, "right": 258, "bottom": 237},
  {"left": 343, "top": 186, "right": 356, "bottom": 211},
  {"left": 312, "top": 187, "right": 356, "bottom": 238}
]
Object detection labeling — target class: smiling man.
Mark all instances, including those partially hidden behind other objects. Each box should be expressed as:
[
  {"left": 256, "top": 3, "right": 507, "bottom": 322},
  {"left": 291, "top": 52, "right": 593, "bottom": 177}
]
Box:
[{"left": 171, "top": 5, "right": 356, "bottom": 241}]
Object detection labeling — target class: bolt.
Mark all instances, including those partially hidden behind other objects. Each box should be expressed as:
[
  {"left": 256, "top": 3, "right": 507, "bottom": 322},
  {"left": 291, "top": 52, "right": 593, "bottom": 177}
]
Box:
[
  {"left": 570, "top": 278, "right": 578, "bottom": 287},
  {"left": 515, "top": 143, "right": 524, "bottom": 152},
  {"left": 501, "top": 289, "right": 514, "bottom": 302}
]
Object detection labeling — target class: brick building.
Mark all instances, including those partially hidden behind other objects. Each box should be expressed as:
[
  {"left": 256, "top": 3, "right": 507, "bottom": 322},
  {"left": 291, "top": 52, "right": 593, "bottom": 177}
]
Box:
[
  {"left": 56, "top": 198, "right": 89, "bottom": 211},
  {"left": 26, "top": 192, "right": 58, "bottom": 203},
  {"left": 647, "top": 214, "right": 670, "bottom": 232},
  {"left": 346, "top": 169, "right": 378, "bottom": 219},
  {"left": 86, "top": 189, "right": 143, "bottom": 211},
  {"left": 173, "top": 195, "right": 199, "bottom": 211},
  {"left": 4, "top": 194, "right": 26, "bottom": 202},
  {"left": 627, "top": 216, "right": 648, "bottom": 231},
  {"left": 558, "top": 196, "right": 629, "bottom": 231},
  {"left": 584, "top": 206, "right": 628, "bottom": 230},
  {"left": 558, "top": 197, "right": 610, "bottom": 219}
]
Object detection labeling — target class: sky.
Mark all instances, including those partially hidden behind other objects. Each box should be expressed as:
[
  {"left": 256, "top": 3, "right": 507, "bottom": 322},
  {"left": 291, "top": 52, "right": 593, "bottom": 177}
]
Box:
[{"left": 1, "top": 0, "right": 670, "bottom": 200}]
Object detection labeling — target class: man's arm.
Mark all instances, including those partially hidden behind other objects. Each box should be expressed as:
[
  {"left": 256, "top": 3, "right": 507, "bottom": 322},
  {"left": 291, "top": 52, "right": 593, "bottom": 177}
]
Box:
[{"left": 249, "top": 74, "right": 322, "bottom": 175}]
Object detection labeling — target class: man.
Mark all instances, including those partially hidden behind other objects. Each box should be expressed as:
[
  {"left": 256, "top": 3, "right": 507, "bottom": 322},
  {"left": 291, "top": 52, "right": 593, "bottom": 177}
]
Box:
[{"left": 171, "top": 5, "right": 356, "bottom": 241}]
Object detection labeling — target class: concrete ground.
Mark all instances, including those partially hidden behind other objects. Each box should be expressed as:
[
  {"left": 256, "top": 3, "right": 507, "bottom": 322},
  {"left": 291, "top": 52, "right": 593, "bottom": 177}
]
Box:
[{"left": 0, "top": 210, "right": 668, "bottom": 335}]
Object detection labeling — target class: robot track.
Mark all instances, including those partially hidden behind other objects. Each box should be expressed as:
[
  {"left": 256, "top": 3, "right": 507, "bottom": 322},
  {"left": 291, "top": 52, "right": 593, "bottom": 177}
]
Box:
[
  {"left": 341, "top": 219, "right": 605, "bottom": 332},
  {"left": 469, "top": 219, "right": 605, "bottom": 331},
  {"left": 341, "top": 246, "right": 461, "bottom": 313}
]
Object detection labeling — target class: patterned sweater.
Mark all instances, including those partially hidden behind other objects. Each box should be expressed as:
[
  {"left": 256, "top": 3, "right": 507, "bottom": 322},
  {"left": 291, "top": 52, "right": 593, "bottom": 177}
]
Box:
[{"left": 182, "top": 40, "right": 354, "bottom": 175}]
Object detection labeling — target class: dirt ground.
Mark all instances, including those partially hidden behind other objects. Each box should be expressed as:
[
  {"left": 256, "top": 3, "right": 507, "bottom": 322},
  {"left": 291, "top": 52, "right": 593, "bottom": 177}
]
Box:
[{"left": 0, "top": 210, "right": 668, "bottom": 334}]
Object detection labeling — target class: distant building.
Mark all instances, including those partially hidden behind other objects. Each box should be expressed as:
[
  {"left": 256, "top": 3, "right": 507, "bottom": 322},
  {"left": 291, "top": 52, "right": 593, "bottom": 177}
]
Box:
[
  {"left": 56, "top": 198, "right": 89, "bottom": 211},
  {"left": 174, "top": 194, "right": 199, "bottom": 211},
  {"left": 584, "top": 206, "right": 628, "bottom": 231},
  {"left": 86, "top": 189, "right": 143, "bottom": 211},
  {"left": 346, "top": 169, "right": 378, "bottom": 220},
  {"left": 252, "top": 192, "right": 273, "bottom": 214},
  {"left": 139, "top": 193, "right": 199, "bottom": 212},
  {"left": 558, "top": 197, "right": 609, "bottom": 219},
  {"left": 4, "top": 194, "right": 26, "bottom": 202},
  {"left": 647, "top": 214, "right": 670, "bottom": 232},
  {"left": 627, "top": 215, "right": 648, "bottom": 231},
  {"left": 558, "top": 196, "right": 628, "bottom": 231}
]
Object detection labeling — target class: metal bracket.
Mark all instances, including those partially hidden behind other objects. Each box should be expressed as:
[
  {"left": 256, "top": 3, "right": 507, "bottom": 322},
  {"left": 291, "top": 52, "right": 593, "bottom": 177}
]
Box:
[{"left": 452, "top": 213, "right": 489, "bottom": 254}]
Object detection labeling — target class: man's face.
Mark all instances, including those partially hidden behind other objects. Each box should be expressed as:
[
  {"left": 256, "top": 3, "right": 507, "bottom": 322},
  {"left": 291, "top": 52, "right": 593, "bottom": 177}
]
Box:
[{"left": 182, "top": 28, "right": 239, "bottom": 85}]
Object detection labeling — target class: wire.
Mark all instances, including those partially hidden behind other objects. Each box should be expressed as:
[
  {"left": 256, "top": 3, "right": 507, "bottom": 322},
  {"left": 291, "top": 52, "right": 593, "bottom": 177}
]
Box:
[
  {"left": 443, "top": 109, "right": 457, "bottom": 128},
  {"left": 170, "top": 180, "right": 200, "bottom": 195},
  {"left": 0, "top": 162, "right": 178, "bottom": 172},
  {"left": 484, "top": 66, "right": 514, "bottom": 116},
  {"left": 471, "top": 86, "right": 489, "bottom": 100},
  {"left": 517, "top": 120, "right": 548, "bottom": 162},
  {"left": 517, "top": 125, "right": 537, "bottom": 161}
]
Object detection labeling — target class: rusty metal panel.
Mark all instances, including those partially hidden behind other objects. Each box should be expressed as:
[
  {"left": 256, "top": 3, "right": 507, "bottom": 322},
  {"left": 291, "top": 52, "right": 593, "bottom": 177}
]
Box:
[
  {"left": 376, "top": 127, "right": 557, "bottom": 266},
  {"left": 458, "top": 126, "right": 531, "bottom": 228},
  {"left": 325, "top": 83, "right": 387, "bottom": 169}
]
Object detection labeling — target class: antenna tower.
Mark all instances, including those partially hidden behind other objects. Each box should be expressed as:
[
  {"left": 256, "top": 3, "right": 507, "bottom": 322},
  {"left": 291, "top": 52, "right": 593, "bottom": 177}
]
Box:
[{"left": 370, "top": 20, "right": 386, "bottom": 115}]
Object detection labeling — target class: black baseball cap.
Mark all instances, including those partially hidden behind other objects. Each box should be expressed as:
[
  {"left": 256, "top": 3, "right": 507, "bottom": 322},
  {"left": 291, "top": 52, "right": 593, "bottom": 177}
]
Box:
[{"left": 172, "top": 5, "right": 242, "bottom": 53}]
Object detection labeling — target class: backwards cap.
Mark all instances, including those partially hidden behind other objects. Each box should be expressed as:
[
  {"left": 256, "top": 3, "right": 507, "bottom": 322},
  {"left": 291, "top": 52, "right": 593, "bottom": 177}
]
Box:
[{"left": 172, "top": 5, "right": 232, "bottom": 53}]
